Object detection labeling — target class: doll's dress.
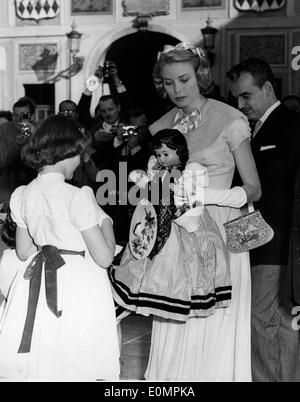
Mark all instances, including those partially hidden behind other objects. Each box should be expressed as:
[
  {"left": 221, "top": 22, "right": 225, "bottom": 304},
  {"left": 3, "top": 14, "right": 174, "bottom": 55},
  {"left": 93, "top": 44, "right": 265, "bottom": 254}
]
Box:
[{"left": 109, "top": 164, "right": 231, "bottom": 322}]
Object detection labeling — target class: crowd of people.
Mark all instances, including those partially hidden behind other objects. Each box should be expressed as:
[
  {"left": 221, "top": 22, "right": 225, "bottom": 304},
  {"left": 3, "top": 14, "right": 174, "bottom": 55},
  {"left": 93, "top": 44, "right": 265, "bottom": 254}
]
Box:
[{"left": 0, "top": 44, "right": 300, "bottom": 382}]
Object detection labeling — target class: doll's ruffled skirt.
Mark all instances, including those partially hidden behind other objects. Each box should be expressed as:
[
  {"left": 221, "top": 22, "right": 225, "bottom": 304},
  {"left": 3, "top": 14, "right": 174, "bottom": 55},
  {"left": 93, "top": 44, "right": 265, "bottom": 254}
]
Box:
[{"left": 109, "top": 209, "right": 231, "bottom": 321}]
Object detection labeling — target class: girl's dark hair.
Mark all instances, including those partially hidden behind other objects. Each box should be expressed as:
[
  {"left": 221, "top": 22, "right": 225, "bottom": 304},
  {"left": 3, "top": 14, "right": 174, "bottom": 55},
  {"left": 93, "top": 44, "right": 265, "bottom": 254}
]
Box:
[
  {"left": 153, "top": 129, "right": 189, "bottom": 167},
  {"left": 1, "top": 211, "right": 16, "bottom": 249},
  {"left": 21, "top": 114, "right": 91, "bottom": 171}
]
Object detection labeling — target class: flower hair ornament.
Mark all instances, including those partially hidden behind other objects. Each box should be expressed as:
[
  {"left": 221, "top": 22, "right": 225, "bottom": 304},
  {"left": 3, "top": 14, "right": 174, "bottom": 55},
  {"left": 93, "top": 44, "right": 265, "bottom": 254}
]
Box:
[{"left": 157, "top": 42, "right": 206, "bottom": 61}]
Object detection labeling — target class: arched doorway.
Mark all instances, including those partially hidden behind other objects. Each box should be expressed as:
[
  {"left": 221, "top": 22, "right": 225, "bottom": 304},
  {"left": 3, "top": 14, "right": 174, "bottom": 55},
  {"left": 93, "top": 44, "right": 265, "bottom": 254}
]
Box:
[{"left": 105, "top": 31, "right": 179, "bottom": 123}]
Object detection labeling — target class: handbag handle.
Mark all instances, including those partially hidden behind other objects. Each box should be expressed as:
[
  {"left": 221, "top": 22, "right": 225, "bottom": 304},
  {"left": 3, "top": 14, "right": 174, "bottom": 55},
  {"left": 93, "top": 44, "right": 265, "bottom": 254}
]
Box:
[
  {"left": 226, "top": 202, "right": 255, "bottom": 223},
  {"left": 248, "top": 203, "right": 254, "bottom": 213}
]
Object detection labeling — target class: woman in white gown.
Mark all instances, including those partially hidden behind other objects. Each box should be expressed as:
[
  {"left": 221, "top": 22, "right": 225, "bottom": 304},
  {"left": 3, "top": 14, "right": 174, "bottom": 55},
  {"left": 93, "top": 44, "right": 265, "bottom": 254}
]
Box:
[
  {"left": 0, "top": 115, "right": 120, "bottom": 382},
  {"left": 146, "top": 43, "right": 261, "bottom": 381}
]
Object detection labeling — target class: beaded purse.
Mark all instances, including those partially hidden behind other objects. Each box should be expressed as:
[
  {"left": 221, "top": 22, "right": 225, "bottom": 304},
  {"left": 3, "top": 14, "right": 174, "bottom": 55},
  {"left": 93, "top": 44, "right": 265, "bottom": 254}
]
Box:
[{"left": 223, "top": 204, "right": 274, "bottom": 254}]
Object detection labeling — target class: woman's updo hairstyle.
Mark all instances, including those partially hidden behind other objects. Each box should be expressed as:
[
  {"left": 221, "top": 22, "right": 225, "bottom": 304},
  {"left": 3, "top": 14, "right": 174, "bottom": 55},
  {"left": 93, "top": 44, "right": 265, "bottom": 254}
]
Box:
[
  {"left": 21, "top": 114, "right": 91, "bottom": 171},
  {"left": 152, "top": 60, "right": 168, "bottom": 99},
  {"left": 154, "top": 43, "right": 215, "bottom": 96}
]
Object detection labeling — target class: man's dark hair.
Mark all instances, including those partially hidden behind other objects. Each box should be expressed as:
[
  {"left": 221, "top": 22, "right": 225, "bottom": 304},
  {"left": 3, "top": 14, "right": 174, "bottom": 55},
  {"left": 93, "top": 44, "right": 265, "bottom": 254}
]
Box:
[
  {"left": 128, "top": 108, "right": 147, "bottom": 119},
  {"left": 0, "top": 110, "right": 12, "bottom": 121},
  {"left": 13, "top": 96, "right": 36, "bottom": 115},
  {"left": 227, "top": 58, "right": 278, "bottom": 96},
  {"left": 59, "top": 100, "right": 77, "bottom": 112},
  {"left": 99, "top": 95, "right": 119, "bottom": 106}
]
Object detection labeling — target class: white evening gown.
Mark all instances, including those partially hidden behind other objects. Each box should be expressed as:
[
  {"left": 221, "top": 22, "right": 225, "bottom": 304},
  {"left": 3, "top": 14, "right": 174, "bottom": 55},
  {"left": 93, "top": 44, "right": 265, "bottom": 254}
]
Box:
[{"left": 145, "top": 117, "right": 252, "bottom": 382}]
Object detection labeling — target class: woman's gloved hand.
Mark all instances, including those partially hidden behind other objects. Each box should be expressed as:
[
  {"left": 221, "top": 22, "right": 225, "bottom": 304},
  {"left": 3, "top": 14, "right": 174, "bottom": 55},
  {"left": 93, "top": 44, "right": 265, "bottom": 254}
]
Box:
[{"left": 204, "top": 186, "right": 248, "bottom": 208}]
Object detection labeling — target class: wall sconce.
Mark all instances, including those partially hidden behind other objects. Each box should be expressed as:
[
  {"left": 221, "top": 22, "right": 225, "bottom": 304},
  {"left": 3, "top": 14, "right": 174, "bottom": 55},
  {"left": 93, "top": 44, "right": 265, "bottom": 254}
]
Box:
[
  {"left": 67, "top": 21, "right": 82, "bottom": 59},
  {"left": 66, "top": 22, "right": 84, "bottom": 98},
  {"left": 201, "top": 16, "right": 218, "bottom": 67}
]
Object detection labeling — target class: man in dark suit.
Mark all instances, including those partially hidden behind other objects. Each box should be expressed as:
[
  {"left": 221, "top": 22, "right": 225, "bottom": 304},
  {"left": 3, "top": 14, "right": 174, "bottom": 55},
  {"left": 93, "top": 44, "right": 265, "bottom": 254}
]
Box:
[
  {"left": 77, "top": 61, "right": 133, "bottom": 131},
  {"left": 288, "top": 165, "right": 300, "bottom": 309},
  {"left": 90, "top": 94, "right": 127, "bottom": 173},
  {"left": 227, "top": 58, "right": 300, "bottom": 382},
  {"left": 0, "top": 97, "right": 37, "bottom": 204}
]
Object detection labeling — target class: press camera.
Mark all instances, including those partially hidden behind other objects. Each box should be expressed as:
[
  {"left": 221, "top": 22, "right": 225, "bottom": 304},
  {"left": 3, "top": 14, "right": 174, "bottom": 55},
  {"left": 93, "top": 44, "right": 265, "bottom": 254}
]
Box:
[
  {"left": 20, "top": 112, "right": 32, "bottom": 138},
  {"left": 122, "top": 125, "right": 138, "bottom": 137}
]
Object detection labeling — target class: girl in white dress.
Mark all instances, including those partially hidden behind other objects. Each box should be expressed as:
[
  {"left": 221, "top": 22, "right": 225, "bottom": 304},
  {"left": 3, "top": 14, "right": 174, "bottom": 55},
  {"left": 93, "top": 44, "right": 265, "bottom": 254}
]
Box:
[
  {"left": 0, "top": 211, "right": 25, "bottom": 319},
  {"left": 0, "top": 115, "right": 120, "bottom": 382}
]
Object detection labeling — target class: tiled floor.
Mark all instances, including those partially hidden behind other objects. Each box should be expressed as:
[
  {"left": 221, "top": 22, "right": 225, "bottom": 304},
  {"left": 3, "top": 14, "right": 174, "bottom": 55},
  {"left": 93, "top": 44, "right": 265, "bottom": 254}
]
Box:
[{"left": 120, "top": 314, "right": 152, "bottom": 380}]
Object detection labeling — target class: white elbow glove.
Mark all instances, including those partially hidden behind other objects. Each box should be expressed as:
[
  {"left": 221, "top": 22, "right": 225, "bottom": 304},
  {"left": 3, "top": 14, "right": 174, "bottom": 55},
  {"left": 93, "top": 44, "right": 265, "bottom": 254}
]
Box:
[
  {"left": 204, "top": 186, "right": 247, "bottom": 208},
  {"left": 173, "top": 162, "right": 208, "bottom": 208},
  {"left": 129, "top": 170, "right": 149, "bottom": 188}
]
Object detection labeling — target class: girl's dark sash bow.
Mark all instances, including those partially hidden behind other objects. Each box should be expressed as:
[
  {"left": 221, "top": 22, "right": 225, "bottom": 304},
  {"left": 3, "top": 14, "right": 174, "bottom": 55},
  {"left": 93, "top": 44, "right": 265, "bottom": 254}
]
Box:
[{"left": 18, "top": 245, "right": 85, "bottom": 354}]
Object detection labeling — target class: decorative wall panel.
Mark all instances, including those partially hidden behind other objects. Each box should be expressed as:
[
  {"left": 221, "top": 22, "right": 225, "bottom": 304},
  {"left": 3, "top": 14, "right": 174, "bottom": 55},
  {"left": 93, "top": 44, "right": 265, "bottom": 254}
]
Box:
[
  {"left": 181, "top": 0, "right": 224, "bottom": 10},
  {"left": 122, "top": 0, "right": 169, "bottom": 16},
  {"left": 15, "top": 0, "right": 60, "bottom": 22},
  {"left": 234, "top": 0, "right": 286, "bottom": 13},
  {"left": 239, "top": 34, "right": 287, "bottom": 66},
  {"left": 71, "top": 0, "right": 112, "bottom": 15},
  {"left": 19, "top": 43, "right": 58, "bottom": 72}
]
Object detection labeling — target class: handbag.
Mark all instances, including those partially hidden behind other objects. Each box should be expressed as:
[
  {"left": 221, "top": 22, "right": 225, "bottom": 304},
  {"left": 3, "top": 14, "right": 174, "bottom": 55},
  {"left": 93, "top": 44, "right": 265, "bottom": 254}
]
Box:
[{"left": 223, "top": 204, "right": 274, "bottom": 254}]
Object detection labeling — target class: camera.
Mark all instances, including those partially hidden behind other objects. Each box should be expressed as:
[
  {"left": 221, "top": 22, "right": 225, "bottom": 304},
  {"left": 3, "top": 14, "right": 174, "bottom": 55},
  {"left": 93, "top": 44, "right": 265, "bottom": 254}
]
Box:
[
  {"left": 103, "top": 61, "right": 114, "bottom": 78},
  {"left": 85, "top": 75, "right": 101, "bottom": 92},
  {"left": 19, "top": 112, "right": 32, "bottom": 138},
  {"left": 21, "top": 112, "right": 29, "bottom": 121},
  {"left": 122, "top": 126, "right": 138, "bottom": 137}
]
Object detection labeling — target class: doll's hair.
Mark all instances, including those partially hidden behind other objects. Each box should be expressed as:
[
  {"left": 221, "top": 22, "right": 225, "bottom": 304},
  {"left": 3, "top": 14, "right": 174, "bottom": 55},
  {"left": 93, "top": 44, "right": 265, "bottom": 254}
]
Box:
[
  {"left": 1, "top": 211, "right": 16, "bottom": 249},
  {"left": 154, "top": 44, "right": 215, "bottom": 97},
  {"left": 21, "top": 114, "right": 91, "bottom": 171},
  {"left": 152, "top": 129, "right": 189, "bottom": 167}
]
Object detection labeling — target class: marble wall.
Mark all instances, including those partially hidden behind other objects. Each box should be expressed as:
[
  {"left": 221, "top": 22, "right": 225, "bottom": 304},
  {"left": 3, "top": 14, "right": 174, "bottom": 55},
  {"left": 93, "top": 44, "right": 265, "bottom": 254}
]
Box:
[{"left": 0, "top": 0, "right": 299, "bottom": 111}]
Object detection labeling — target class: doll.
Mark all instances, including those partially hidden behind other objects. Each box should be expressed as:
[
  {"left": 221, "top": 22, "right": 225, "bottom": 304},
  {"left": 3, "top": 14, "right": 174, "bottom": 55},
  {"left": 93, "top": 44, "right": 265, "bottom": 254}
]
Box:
[{"left": 110, "top": 129, "right": 246, "bottom": 321}]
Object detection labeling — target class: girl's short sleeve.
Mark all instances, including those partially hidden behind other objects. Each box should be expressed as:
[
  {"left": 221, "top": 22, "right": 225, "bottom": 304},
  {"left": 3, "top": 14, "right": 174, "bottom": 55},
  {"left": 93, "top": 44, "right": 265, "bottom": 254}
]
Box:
[
  {"left": 224, "top": 117, "right": 251, "bottom": 152},
  {"left": 10, "top": 186, "right": 27, "bottom": 228},
  {"left": 69, "top": 186, "right": 112, "bottom": 231}
]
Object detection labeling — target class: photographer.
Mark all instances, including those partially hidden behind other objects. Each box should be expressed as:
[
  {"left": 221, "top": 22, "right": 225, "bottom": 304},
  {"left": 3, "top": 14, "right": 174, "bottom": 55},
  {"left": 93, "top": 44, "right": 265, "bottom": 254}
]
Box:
[
  {"left": 58, "top": 100, "right": 78, "bottom": 120},
  {"left": 0, "top": 97, "right": 38, "bottom": 203},
  {"left": 77, "top": 61, "right": 133, "bottom": 131},
  {"left": 113, "top": 108, "right": 152, "bottom": 172},
  {"left": 90, "top": 94, "right": 127, "bottom": 174}
]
